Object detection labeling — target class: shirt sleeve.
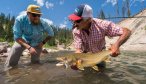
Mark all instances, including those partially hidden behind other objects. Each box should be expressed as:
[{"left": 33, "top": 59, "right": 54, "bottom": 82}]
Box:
[
  {"left": 72, "top": 28, "right": 82, "bottom": 49},
  {"left": 13, "top": 19, "right": 23, "bottom": 40},
  {"left": 45, "top": 24, "right": 54, "bottom": 37},
  {"left": 42, "top": 19, "right": 54, "bottom": 37},
  {"left": 99, "top": 20, "right": 123, "bottom": 37}
]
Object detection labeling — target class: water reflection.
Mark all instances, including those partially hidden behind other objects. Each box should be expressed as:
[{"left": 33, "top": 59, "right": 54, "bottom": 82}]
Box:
[{"left": 0, "top": 50, "right": 146, "bottom": 84}]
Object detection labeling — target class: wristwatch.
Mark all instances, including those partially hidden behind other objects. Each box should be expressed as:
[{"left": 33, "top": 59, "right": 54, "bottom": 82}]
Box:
[
  {"left": 28, "top": 46, "right": 31, "bottom": 50},
  {"left": 42, "top": 41, "right": 46, "bottom": 44}
]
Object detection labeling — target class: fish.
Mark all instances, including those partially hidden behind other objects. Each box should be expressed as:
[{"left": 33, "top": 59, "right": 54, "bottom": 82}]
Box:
[{"left": 56, "top": 50, "right": 112, "bottom": 71}]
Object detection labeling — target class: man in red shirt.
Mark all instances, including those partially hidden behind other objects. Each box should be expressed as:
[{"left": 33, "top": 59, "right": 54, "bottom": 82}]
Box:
[{"left": 68, "top": 4, "right": 131, "bottom": 70}]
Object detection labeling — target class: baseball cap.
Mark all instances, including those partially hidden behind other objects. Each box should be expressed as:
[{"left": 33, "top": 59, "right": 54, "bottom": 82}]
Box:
[
  {"left": 68, "top": 4, "right": 93, "bottom": 21},
  {"left": 27, "top": 4, "right": 42, "bottom": 14}
]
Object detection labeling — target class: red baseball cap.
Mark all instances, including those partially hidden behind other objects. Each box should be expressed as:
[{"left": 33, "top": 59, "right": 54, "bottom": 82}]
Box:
[{"left": 68, "top": 4, "right": 93, "bottom": 21}]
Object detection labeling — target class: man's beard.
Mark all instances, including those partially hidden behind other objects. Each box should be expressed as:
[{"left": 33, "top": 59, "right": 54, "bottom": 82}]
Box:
[{"left": 32, "top": 19, "right": 40, "bottom": 25}]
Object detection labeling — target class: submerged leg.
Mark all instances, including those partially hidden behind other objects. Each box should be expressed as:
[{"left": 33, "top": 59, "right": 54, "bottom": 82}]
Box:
[
  {"left": 5, "top": 42, "right": 25, "bottom": 68},
  {"left": 30, "top": 46, "right": 42, "bottom": 64}
]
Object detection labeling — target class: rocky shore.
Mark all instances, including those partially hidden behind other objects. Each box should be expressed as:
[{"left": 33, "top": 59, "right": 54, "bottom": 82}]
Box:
[{"left": 0, "top": 42, "right": 70, "bottom": 57}]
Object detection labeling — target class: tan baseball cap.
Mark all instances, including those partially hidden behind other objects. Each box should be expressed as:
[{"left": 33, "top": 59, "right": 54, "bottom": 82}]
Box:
[{"left": 27, "top": 4, "right": 42, "bottom": 14}]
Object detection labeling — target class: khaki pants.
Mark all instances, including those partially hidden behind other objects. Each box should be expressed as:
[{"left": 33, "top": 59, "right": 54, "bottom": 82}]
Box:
[{"left": 5, "top": 42, "right": 42, "bottom": 67}]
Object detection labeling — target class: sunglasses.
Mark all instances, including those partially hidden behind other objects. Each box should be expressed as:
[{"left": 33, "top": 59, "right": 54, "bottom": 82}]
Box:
[
  {"left": 31, "top": 13, "right": 41, "bottom": 17},
  {"left": 74, "top": 19, "right": 82, "bottom": 23}
]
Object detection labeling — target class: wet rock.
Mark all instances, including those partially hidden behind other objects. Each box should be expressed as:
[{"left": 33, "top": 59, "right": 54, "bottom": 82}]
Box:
[
  {"left": 42, "top": 48, "right": 48, "bottom": 53},
  {"left": 22, "top": 50, "right": 30, "bottom": 56},
  {"left": 0, "top": 46, "right": 7, "bottom": 54},
  {"left": 0, "top": 42, "right": 10, "bottom": 57},
  {"left": 57, "top": 44, "right": 65, "bottom": 50},
  {"left": 0, "top": 53, "right": 8, "bottom": 57}
]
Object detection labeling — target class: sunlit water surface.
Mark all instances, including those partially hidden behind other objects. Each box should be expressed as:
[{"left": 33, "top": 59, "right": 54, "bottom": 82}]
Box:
[{"left": 0, "top": 50, "right": 146, "bottom": 84}]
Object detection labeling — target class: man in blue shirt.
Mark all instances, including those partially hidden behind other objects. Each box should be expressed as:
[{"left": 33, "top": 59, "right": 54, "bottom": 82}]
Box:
[{"left": 5, "top": 4, "right": 54, "bottom": 68}]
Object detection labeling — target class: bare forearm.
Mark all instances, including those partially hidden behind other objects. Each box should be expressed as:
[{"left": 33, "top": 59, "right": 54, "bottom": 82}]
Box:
[
  {"left": 16, "top": 38, "right": 30, "bottom": 49},
  {"left": 115, "top": 28, "right": 131, "bottom": 47},
  {"left": 42, "top": 36, "right": 52, "bottom": 44}
]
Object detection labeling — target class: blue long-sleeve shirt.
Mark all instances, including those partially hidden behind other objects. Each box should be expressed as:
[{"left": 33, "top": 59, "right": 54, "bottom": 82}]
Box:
[{"left": 13, "top": 14, "right": 54, "bottom": 47}]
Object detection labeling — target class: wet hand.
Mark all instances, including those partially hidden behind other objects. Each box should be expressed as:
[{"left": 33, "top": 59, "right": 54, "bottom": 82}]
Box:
[
  {"left": 71, "top": 65, "right": 79, "bottom": 70},
  {"left": 109, "top": 44, "right": 120, "bottom": 57},
  {"left": 28, "top": 47, "right": 37, "bottom": 55},
  {"left": 70, "top": 59, "right": 82, "bottom": 70}
]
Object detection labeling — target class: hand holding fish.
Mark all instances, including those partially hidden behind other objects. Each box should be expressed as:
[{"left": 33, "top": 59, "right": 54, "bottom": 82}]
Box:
[{"left": 109, "top": 44, "right": 120, "bottom": 57}]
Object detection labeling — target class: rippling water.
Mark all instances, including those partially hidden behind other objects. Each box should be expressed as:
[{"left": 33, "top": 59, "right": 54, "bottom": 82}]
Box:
[{"left": 0, "top": 50, "right": 146, "bottom": 84}]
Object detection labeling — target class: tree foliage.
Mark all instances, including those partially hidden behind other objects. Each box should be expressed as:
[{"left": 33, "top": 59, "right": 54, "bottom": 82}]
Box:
[
  {"left": 97, "top": 9, "right": 105, "bottom": 19},
  {"left": 0, "top": 13, "right": 14, "bottom": 42},
  {"left": 47, "top": 25, "right": 73, "bottom": 47}
]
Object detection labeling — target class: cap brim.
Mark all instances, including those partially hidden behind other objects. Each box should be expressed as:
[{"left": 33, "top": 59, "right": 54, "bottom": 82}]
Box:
[
  {"left": 68, "top": 14, "right": 81, "bottom": 21},
  {"left": 31, "top": 12, "right": 42, "bottom": 14},
  {"left": 27, "top": 11, "right": 42, "bottom": 14}
]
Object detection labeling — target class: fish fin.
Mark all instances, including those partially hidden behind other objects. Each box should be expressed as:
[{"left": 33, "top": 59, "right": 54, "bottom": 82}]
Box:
[
  {"left": 77, "top": 66, "right": 84, "bottom": 70},
  {"left": 76, "top": 60, "right": 84, "bottom": 70},
  {"left": 56, "top": 57, "right": 64, "bottom": 61},
  {"left": 105, "top": 57, "right": 111, "bottom": 63},
  {"left": 56, "top": 62, "right": 64, "bottom": 67},
  {"left": 92, "top": 66, "right": 99, "bottom": 71},
  {"left": 64, "top": 60, "right": 69, "bottom": 69},
  {"left": 56, "top": 61, "right": 69, "bottom": 69}
]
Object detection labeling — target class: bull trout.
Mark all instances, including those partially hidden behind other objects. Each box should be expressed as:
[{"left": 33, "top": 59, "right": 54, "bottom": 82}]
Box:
[{"left": 56, "top": 50, "right": 112, "bottom": 71}]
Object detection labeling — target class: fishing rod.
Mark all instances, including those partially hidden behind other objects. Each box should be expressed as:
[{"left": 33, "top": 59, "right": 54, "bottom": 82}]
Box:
[{"left": 99, "top": 16, "right": 146, "bottom": 19}]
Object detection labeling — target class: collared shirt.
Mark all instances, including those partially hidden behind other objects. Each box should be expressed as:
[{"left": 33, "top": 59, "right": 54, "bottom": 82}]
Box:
[
  {"left": 73, "top": 18, "right": 123, "bottom": 53},
  {"left": 13, "top": 14, "right": 54, "bottom": 46}
]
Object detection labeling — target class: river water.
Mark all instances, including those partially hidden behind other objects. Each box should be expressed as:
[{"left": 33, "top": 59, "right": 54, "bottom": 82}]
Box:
[{"left": 0, "top": 50, "right": 146, "bottom": 84}]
